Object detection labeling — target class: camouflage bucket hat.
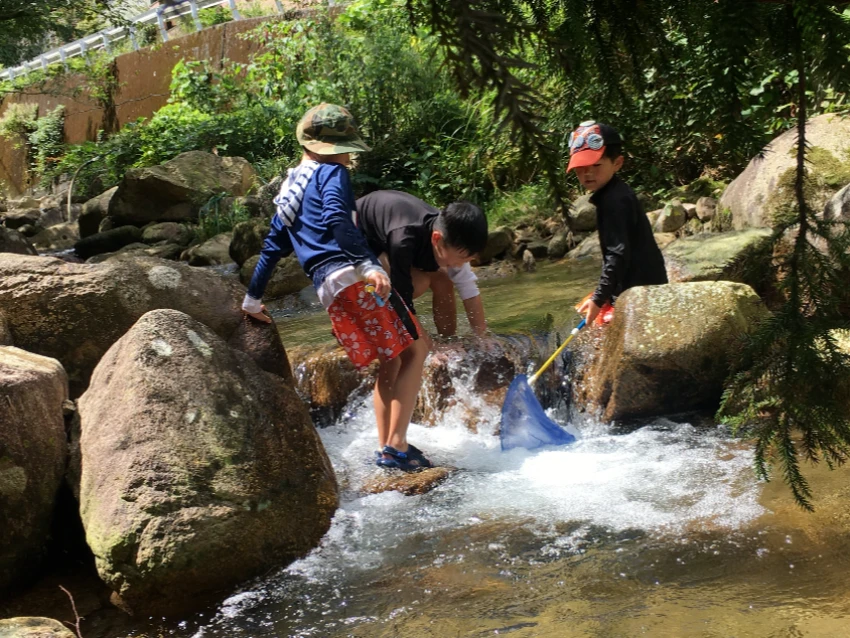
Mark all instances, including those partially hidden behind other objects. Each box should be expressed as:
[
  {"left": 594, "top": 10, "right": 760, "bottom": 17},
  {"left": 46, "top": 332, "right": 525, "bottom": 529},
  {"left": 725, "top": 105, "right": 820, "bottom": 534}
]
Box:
[{"left": 296, "top": 103, "right": 371, "bottom": 155}]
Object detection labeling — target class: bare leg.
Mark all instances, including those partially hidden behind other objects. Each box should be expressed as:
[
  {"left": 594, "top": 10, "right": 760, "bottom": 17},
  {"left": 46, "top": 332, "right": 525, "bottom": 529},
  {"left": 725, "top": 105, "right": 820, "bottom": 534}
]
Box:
[
  {"left": 411, "top": 268, "right": 458, "bottom": 337},
  {"left": 385, "top": 334, "right": 430, "bottom": 452},
  {"left": 374, "top": 356, "right": 401, "bottom": 448}
]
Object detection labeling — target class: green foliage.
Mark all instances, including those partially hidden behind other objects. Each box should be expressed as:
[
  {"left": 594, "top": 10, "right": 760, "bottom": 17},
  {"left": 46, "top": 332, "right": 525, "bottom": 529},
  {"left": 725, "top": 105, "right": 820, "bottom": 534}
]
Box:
[
  {"left": 486, "top": 183, "right": 554, "bottom": 227},
  {"left": 197, "top": 193, "right": 254, "bottom": 241},
  {"left": 0, "top": 103, "right": 38, "bottom": 148},
  {"left": 198, "top": 6, "right": 233, "bottom": 28},
  {"left": 28, "top": 106, "right": 65, "bottom": 177}
]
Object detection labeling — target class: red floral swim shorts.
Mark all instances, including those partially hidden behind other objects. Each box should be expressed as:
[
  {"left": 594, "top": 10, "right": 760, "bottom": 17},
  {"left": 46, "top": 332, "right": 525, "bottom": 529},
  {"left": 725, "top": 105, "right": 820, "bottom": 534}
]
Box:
[{"left": 328, "top": 281, "right": 418, "bottom": 369}]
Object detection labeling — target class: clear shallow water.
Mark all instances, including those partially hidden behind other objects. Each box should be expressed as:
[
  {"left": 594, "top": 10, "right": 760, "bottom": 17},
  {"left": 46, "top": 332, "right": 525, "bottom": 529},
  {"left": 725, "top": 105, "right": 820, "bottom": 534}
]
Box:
[{"left": 145, "top": 259, "right": 850, "bottom": 637}]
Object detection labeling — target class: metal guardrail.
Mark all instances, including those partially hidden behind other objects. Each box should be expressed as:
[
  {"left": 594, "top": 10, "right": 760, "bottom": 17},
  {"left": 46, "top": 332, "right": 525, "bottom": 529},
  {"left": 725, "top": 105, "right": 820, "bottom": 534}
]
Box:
[{"left": 0, "top": 0, "right": 318, "bottom": 82}]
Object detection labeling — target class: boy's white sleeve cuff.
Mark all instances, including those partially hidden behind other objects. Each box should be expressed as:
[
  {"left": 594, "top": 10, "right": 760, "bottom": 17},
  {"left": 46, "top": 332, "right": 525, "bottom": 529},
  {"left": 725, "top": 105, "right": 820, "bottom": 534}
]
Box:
[
  {"left": 355, "top": 260, "right": 388, "bottom": 281},
  {"left": 447, "top": 264, "right": 481, "bottom": 300},
  {"left": 242, "top": 294, "right": 263, "bottom": 313}
]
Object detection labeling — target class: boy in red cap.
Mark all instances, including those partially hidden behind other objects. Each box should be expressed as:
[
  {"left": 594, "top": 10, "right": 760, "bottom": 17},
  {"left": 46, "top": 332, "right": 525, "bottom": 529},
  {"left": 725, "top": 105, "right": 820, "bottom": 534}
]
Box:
[{"left": 566, "top": 121, "right": 667, "bottom": 325}]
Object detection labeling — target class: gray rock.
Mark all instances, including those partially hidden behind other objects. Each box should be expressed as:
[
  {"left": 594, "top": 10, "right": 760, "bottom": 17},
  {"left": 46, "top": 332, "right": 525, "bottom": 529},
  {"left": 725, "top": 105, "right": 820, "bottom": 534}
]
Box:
[
  {"left": 663, "top": 228, "right": 773, "bottom": 286},
  {"left": 654, "top": 200, "right": 687, "bottom": 232},
  {"left": 230, "top": 219, "right": 269, "bottom": 267},
  {"left": 240, "top": 254, "right": 310, "bottom": 298},
  {"left": 78, "top": 309, "right": 337, "bottom": 613},
  {"left": 142, "top": 222, "right": 194, "bottom": 246},
  {"left": 79, "top": 187, "right": 118, "bottom": 239},
  {"left": 0, "top": 228, "right": 37, "bottom": 256},
  {"left": 823, "top": 182, "right": 850, "bottom": 221},
  {"left": 0, "top": 617, "right": 75, "bottom": 637},
  {"left": 696, "top": 196, "right": 718, "bottom": 222},
  {"left": 256, "top": 175, "right": 283, "bottom": 218},
  {"left": 568, "top": 194, "right": 597, "bottom": 232},
  {"left": 1, "top": 208, "right": 41, "bottom": 230},
  {"left": 108, "top": 151, "right": 257, "bottom": 227},
  {"left": 0, "top": 348, "right": 68, "bottom": 591},
  {"left": 567, "top": 232, "right": 602, "bottom": 260},
  {"left": 683, "top": 203, "right": 698, "bottom": 220},
  {"left": 547, "top": 231, "right": 570, "bottom": 259},
  {"left": 473, "top": 227, "right": 513, "bottom": 265},
  {"left": 31, "top": 222, "right": 79, "bottom": 252},
  {"left": 721, "top": 113, "right": 850, "bottom": 229},
  {"left": 182, "top": 232, "right": 234, "bottom": 266},
  {"left": 74, "top": 225, "right": 143, "bottom": 260}
]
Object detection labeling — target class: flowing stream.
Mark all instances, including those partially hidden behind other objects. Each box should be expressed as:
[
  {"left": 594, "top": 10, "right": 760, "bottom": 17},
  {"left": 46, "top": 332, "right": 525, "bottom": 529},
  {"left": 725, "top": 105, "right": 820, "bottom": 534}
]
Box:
[{"left": 150, "top": 261, "right": 850, "bottom": 637}]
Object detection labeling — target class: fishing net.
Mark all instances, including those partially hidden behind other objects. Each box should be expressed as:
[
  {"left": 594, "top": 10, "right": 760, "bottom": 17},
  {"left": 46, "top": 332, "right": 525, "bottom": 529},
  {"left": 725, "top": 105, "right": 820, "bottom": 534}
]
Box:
[{"left": 499, "top": 374, "right": 577, "bottom": 451}]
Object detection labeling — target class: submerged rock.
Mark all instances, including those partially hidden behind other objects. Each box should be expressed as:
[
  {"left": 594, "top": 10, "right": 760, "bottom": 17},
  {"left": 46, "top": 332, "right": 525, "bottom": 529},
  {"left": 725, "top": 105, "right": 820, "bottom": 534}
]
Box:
[
  {"left": 361, "top": 467, "right": 454, "bottom": 496},
  {"left": 0, "top": 617, "right": 75, "bottom": 637},
  {"left": 0, "top": 255, "right": 289, "bottom": 395},
  {"left": 572, "top": 281, "right": 769, "bottom": 421},
  {"left": 0, "top": 347, "right": 68, "bottom": 592},
  {"left": 77, "top": 309, "right": 337, "bottom": 614}
]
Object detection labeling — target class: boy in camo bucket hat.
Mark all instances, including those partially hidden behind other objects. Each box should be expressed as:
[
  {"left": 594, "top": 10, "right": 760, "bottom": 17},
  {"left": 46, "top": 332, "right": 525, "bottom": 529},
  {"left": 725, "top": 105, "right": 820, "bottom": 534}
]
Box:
[{"left": 243, "top": 103, "right": 433, "bottom": 472}]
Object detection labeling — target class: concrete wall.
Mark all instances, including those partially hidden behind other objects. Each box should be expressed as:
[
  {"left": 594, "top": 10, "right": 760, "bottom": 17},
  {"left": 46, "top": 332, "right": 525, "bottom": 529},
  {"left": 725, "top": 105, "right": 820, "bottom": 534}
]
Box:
[{"left": 0, "top": 15, "right": 284, "bottom": 196}]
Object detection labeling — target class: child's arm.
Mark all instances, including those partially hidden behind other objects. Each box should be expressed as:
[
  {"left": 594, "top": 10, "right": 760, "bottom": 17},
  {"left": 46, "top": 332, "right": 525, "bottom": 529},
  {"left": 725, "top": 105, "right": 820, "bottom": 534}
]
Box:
[
  {"left": 592, "top": 196, "right": 632, "bottom": 309},
  {"left": 242, "top": 216, "right": 295, "bottom": 323},
  {"left": 319, "top": 165, "right": 389, "bottom": 298},
  {"left": 448, "top": 264, "right": 487, "bottom": 336},
  {"left": 384, "top": 228, "right": 418, "bottom": 312}
]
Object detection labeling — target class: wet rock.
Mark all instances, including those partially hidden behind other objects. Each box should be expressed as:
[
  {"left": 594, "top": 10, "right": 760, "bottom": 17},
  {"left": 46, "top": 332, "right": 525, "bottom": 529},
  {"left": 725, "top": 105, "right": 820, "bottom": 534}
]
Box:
[
  {"left": 572, "top": 281, "right": 769, "bottom": 421},
  {"left": 181, "top": 232, "right": 233, "bottom": 266},
  {"left": 30, "top": 222, "right": 79, "bottom": 252},
  {"left": 525, "top": 241, "right": 549, "bottom": 259},
  {"left": 0, "top": 347, "right": 68, "bottom": 592},
  {"left": 663, "top": 229, "right": 773, "bottom": 285},
  {"left": 474, "top": 228, "right": 513, "bottom": 266},
  {"left": 227, "top": 315, "right": 294, "bottom": 382},
  {"left": 141, "top": 222, "right": 194, "bottom": 246},
  {"left": 0, "top": 228, "right": 37, "bottom": 256},
  {"left": 230, "top": 219, "right": 269, "bottom": 267},
  {"left": 721, "top": 114, "right": 850, "bottom": 229},
  {"left": 695, "top": 196, "right": 718, "bottom": 222},
  {"left": 547, "top": 231, "right": 570, "bottom": 259},
  {"left": 0, "top": 617, "right": 75, "bottom": 637},
  {"left": 522, "top": 249, "right": 536, "bottom": 272},
  {"left": 1, "top": 208, "right": 41, "bottom": 230},
  {"left": 79, "top": 187, "right": 118, "bottom": 239},
  {"left": 289, "top": 344, "right": 371, "bottom": 422},
  {"left": 239, "top": 254, "right": 310, "bottom": 298},
  {"left": 654, "top": 200, "right": 687, "bottom": 233},
  {"left": 361, "top": 467, "right": 454, "bottom": 496},
  {"left": 413, "top": 352, "right": 455, "bottom": 426},
  {"left": 568, "top": 194, "right": 597, "bottom": 232},
  {"left": 77, "top": 309, "right": 337, "bottom": 615},
  {"left": 74, "top": 225, "right": 142, "bottom": 260},
  {"left": 109, "top": 152, "right": 257, "bottom": 227},
  {"left": 0, "top": 254, "right": 281, "bottom": 396},
  {"left": 567, "top": 232, "right": 602, "bottom": 260}
]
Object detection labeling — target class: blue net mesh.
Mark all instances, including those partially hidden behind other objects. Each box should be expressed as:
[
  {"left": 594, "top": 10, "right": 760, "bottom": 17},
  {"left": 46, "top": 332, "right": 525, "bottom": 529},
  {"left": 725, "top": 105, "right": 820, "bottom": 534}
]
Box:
[{"left": 500, "top": 374, "right": 577, "bottom": 451}]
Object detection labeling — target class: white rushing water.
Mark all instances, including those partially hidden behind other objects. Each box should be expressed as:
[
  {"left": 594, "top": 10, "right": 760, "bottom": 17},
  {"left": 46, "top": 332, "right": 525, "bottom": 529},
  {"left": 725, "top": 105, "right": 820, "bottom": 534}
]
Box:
[{"left": 190, "top": 377, "right": 765, "bottom": 637}]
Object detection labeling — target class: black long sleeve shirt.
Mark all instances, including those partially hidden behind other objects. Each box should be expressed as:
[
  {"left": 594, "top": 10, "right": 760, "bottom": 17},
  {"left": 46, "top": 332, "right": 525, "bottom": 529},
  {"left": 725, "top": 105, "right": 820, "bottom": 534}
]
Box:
[{"left": 590, "top": 174, "right": 667, "bottom": 306}]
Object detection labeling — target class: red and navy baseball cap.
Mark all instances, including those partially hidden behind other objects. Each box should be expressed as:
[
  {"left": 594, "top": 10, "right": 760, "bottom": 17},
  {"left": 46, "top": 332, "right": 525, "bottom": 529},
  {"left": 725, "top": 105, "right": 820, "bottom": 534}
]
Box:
[{"left": 566, "top": 121, "right": 622, "bottom": 172}]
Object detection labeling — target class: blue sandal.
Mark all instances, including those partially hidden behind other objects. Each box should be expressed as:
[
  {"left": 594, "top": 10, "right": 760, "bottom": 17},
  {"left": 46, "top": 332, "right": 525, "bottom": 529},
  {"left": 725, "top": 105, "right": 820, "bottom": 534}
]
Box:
[{"left": 375, "top": 445, "right": 433, "bottom": 472}]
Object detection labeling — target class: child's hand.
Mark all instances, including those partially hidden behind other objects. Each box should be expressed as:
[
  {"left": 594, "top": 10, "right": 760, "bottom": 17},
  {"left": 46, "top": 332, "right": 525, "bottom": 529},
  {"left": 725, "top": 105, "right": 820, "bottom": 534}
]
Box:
[
  {"left": 243, "top": 305, "right": 272, "bottom": 324},
  {"left": 366, "top": 271, "right": 390, "bottom": 301},
  {"left": 578, "top": 297, "right": 601, "bottom": 325}
]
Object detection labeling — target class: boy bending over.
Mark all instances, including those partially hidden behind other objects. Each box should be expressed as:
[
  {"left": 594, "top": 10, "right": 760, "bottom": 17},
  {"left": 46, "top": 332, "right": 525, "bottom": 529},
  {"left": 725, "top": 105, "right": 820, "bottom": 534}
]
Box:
[
  {"left": 355, "top": 190, "right": 489, "bottom": 337},
  {"left": 242, "top": 104, "right": 431, "bottom": 471}
]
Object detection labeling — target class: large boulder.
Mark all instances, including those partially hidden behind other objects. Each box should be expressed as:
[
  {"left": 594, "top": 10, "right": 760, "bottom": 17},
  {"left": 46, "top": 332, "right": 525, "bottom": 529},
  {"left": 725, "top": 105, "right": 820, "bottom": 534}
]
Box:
[
  {"left": 572, "top": 281, "right": 769, "bottom": 421},
  {"left": 181, "top": 232, "right": 233, "bottom": 267},
  {"left": 0, "top": 348, "right": 68, "bottom": 592},
  {"left": 0, "top": 617, "right": 75, "bottom": 637},
  {"left": 30, "top": 222, "right": 80, "bottom": 252},
  {"left": 0, "top": 228, "right": 37, "bottom": 256},
  {"left": 721, "top": 114, "right": 850, "bottom": 229},
  {"left": 567, "top": 194, "right": 597, "bottom": 232},
  {"left": 74, "top": 225, "right": 143, "bottom": 260},
  {"left": 695, "top": 196, "right": 718, "bottom": 222},
  {"left": 823, "top": 182, "right": 850, "bottom": 221},
  {"left": 108, "top": 152, "right": 257, "bottom": 227},
  {"left": 79, "top": 187, "right": 118, "bottom": 239},
  {"left": 230, "top": 219, "right": 269, "bottom": 267},
  {"left": 567, "top": 232, "right": 602, "bottom": 260},
  {"left": 663, "top": 229, "right": 773, "bottom": 286},
  {"left": 239, "top": 254, "right": 310, "bottom": 298},
  {"left": 77, "top": 309, "right": 337, "bottom": 613},
  {"left": 0, "top": 255, "right": 289, "bottom": 395},
  {"left": 86, "top": 241, "right": 184, "bottom": 264}
]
